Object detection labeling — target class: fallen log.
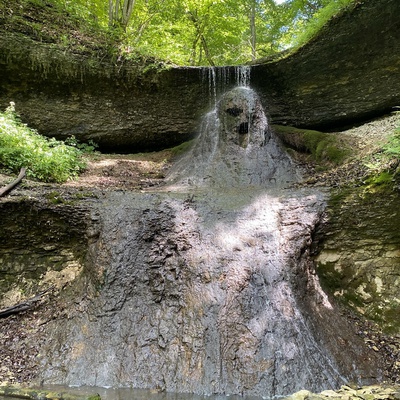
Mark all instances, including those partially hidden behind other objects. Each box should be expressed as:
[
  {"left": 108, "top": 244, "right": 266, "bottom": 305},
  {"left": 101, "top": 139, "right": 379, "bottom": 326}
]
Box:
[
  {"left": 0, "top": 167, "right": 27, "bottom": 197},
  {"left": 0, "top": 286, "right": 53, "bottom": 318}
]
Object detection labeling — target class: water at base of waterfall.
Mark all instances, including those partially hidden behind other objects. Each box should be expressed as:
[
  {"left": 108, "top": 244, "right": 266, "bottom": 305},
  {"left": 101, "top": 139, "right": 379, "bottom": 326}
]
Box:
[{"left": 39, "top": 386, "right": 265, "bottom": 400}]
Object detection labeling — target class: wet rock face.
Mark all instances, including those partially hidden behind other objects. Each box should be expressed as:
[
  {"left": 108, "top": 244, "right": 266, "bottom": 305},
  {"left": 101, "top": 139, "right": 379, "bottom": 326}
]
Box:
[
  {"left": 168, "top": 87, "right": 298, "bottom": 188},
  {"left": 38, "top": 189, "right": 382, "bottom": 397},
  {"left": 35, "top": 87, "right": 383, "bottom": 397},
  {"left": 217, "top": 87, "right": 270, "bottom": 148}
]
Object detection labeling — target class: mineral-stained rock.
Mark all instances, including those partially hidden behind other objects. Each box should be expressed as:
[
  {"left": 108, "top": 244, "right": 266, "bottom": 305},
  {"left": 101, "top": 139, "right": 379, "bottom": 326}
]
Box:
[
  {"left": 314, "top": 190, "right": 400, "bottom": 334},
  {"left": 0, "top": 384, "right": 101, "bottom": 400}
]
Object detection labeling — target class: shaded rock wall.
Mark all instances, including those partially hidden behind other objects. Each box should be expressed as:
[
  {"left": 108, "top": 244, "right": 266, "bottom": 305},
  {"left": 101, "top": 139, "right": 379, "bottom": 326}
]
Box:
[
  {"left": 0, "top": 0, "right": 399, "bottom": 151},
  {"left": 251, "top": 0, "right": 400, "bottom": 129},
  {"left": 0, "top": 193, "right": 93, "bottom": 308},
  {"left": 314, "top": 190, "right": 400, "bottom": 334},
  {"left": 0, "top": 35, "right": 210, "bottom": 151}
]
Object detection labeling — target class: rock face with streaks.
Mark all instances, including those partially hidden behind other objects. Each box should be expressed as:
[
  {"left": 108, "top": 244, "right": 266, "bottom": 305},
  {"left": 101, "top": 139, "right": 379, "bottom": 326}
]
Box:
[
  {"left": 315, "top": 190, "right": 400, "bottom": 334},
  {"left": 38, "top": 188, "right": 382, "bottom": 397},
  {"left": 167, "top": 86, "right": 299, "bottom": 188},
  {"left": 37, "top": 88, "right": 382, "bottom": 397}
]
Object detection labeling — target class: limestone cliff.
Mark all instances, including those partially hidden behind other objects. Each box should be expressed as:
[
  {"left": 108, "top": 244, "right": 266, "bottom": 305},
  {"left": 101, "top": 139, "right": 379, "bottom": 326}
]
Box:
[{"left": 0, "top": 0, "right": 399, "bottom": 151}]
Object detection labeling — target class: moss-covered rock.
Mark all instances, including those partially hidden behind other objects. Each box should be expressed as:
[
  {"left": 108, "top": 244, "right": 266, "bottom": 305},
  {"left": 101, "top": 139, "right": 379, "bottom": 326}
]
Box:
[
  {"left": 272, "top": 124, "right": 349, "bottom": 167},
  {"left": 0, "top": 384, "right": 101, "bottom": 400}
]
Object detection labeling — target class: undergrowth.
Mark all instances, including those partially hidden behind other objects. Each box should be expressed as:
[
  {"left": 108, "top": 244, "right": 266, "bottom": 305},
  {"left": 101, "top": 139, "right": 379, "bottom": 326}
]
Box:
[
  {"left": 0, "top": 0, "right": 168, "bottom": 80},
  {"left": 364, "top": 125, "right": 400, "bottom": 190},
  {"left": 0, "top": 102, "right": 95, "bottom": 183}
]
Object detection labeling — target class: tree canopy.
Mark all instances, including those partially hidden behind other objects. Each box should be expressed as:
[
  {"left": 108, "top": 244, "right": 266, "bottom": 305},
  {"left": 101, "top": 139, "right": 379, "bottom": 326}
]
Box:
[{"left": 7, "top": 0, "right": 355, "bottom": 65}]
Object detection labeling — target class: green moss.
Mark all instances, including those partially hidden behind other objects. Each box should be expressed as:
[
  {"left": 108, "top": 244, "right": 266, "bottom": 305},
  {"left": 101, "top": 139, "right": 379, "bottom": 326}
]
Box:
[
  {"left": 342, "top": 292, "right": 365, "bottom": 308},
  {"left": 273, "top": 124, "right": 349, "bottom": 167},
  {"left": 316, "top": 261, "right": 343, "bottom": 292},
  {"left": 382, "top": 305, "right": 400, "bottom": 333},
  {"left": 365, "top": 171, "right": 393, "bottom": 186},
  {"left": 0, "top": 385, "right": 101, "bottom": 400},
  {"left": 46, "top": 191, "right": 66, "bottom": 205},
  {"left": 292, "top": 0, "right": 356, "bottom": 51},
  {"left": 317, "top": 187, "right": 400, "bottom": 333},
  {"left": 304, "top": 131, "right": 349, "bottom": 164},
  {"left": 71, "top": 191, "right": 99, "bottom": 200},
  {"left": 362, "top": 123, "right": 400, "bottom": 191},
  {"left": 169, "top": 139, "right": 195, "bottom": 158}
]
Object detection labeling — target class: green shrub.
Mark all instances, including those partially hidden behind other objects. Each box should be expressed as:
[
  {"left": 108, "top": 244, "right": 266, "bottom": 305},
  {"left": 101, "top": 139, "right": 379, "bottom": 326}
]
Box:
[
  {"left": 0, "top": 102, "right": 91, "bottom": 183},
  {"left": 363, "top": 125, "right": 400, "bottom": 190},
  {"left": 382, "top": 127, "right": 400, "bottom": 157}
]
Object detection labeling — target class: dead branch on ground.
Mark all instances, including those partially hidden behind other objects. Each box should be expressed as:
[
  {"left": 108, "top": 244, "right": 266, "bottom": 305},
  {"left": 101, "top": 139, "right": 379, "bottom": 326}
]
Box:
[{"left": 0, "top": 167, "right": 27, "bottom": 197}]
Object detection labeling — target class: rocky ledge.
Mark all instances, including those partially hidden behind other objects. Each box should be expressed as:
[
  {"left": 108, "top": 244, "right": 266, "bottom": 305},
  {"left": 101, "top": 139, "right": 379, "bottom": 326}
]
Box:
[
  {"left": 287, "top": 385, "right": 400, "bottom": 400},
  {"left": 0, "top": 0, "right": 399, "bottom": 151}
]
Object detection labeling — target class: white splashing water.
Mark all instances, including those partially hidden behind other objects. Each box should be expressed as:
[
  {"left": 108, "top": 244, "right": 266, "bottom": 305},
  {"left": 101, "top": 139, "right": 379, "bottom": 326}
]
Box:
[{"left": 235, "top": 65, "right": 251, "bottom": 87}]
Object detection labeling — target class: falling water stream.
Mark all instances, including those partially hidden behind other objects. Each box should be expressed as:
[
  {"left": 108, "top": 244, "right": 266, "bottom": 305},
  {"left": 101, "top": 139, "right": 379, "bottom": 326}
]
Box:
[{"left": 37, "top": 69, "right": 381, "bottom": 399}]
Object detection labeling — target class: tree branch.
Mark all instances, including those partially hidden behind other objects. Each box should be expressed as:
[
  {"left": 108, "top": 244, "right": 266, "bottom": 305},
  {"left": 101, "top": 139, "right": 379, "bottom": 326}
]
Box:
[
  {"left": 0, "top": 167, "right": 26, "bottom": 197},
  {"left": 0, "top": 287, "right": 54, "bottom": 318}
]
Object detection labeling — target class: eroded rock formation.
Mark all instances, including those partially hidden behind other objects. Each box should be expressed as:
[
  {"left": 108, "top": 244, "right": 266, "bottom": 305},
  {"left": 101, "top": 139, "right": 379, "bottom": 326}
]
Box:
[{"left": 0, "top": 0, "right": 399, "bottom": 151}]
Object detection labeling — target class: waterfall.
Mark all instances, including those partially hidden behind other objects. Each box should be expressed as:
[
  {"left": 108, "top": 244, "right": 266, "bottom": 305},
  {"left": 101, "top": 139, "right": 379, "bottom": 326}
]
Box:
[
  {"left": 201, "top": 65, "right": 251, "bottom": 108},
  {"left": 235, "top": 65, "right": 250, "bottom": 87},
  {"left": 167, "top": 85, "right": 298, "bottom": 188},
  {"left": 38, "top": 74, "right": 382, "bottom": 399}
]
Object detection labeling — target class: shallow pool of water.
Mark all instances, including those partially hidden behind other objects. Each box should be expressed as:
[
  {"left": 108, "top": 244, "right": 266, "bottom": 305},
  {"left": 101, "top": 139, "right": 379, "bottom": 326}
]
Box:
[{"left": 36, "top": 386, "right": 267, "bottom": 400}]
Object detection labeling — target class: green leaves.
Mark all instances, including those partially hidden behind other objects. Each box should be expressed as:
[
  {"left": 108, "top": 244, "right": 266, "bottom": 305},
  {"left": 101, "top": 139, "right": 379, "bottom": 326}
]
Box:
[
  {"left": 0, "top": 103, "right": 91, "bottom": 183},
  {"left": 6, "top": 0, "right": 356, "bottom": 65},
  {"left": 117, "top": 0, "right": 356, "bottom": 65}
]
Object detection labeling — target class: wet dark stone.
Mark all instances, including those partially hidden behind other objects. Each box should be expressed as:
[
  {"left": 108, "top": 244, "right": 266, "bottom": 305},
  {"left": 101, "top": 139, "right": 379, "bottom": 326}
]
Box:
[{"left": 238, "top": 122, "right": 249, "bottom": 134}]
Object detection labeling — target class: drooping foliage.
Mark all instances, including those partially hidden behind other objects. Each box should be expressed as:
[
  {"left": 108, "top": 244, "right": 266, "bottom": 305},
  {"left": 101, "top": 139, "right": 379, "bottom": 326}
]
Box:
[{"left": 1, "top": 0, "right": 356, "bottom": 65}]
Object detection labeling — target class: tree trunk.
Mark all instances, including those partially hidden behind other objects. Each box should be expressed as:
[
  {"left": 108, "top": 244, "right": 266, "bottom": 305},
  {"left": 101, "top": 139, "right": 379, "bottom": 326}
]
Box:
[
  {"left": 250, "top": 0, "right": 257, "bottom": 61},
  {"left": 187, "top": 10, "right": 214, "bottom": 66},
  {"left": 122, "top": 0, "right": 135, "bottom": 29},
  {"left": 108, "top": 0, "right": 114, "bottom": 27},
  {"left": 110, "top": 0, "right": 135, "bottom": 30}
]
